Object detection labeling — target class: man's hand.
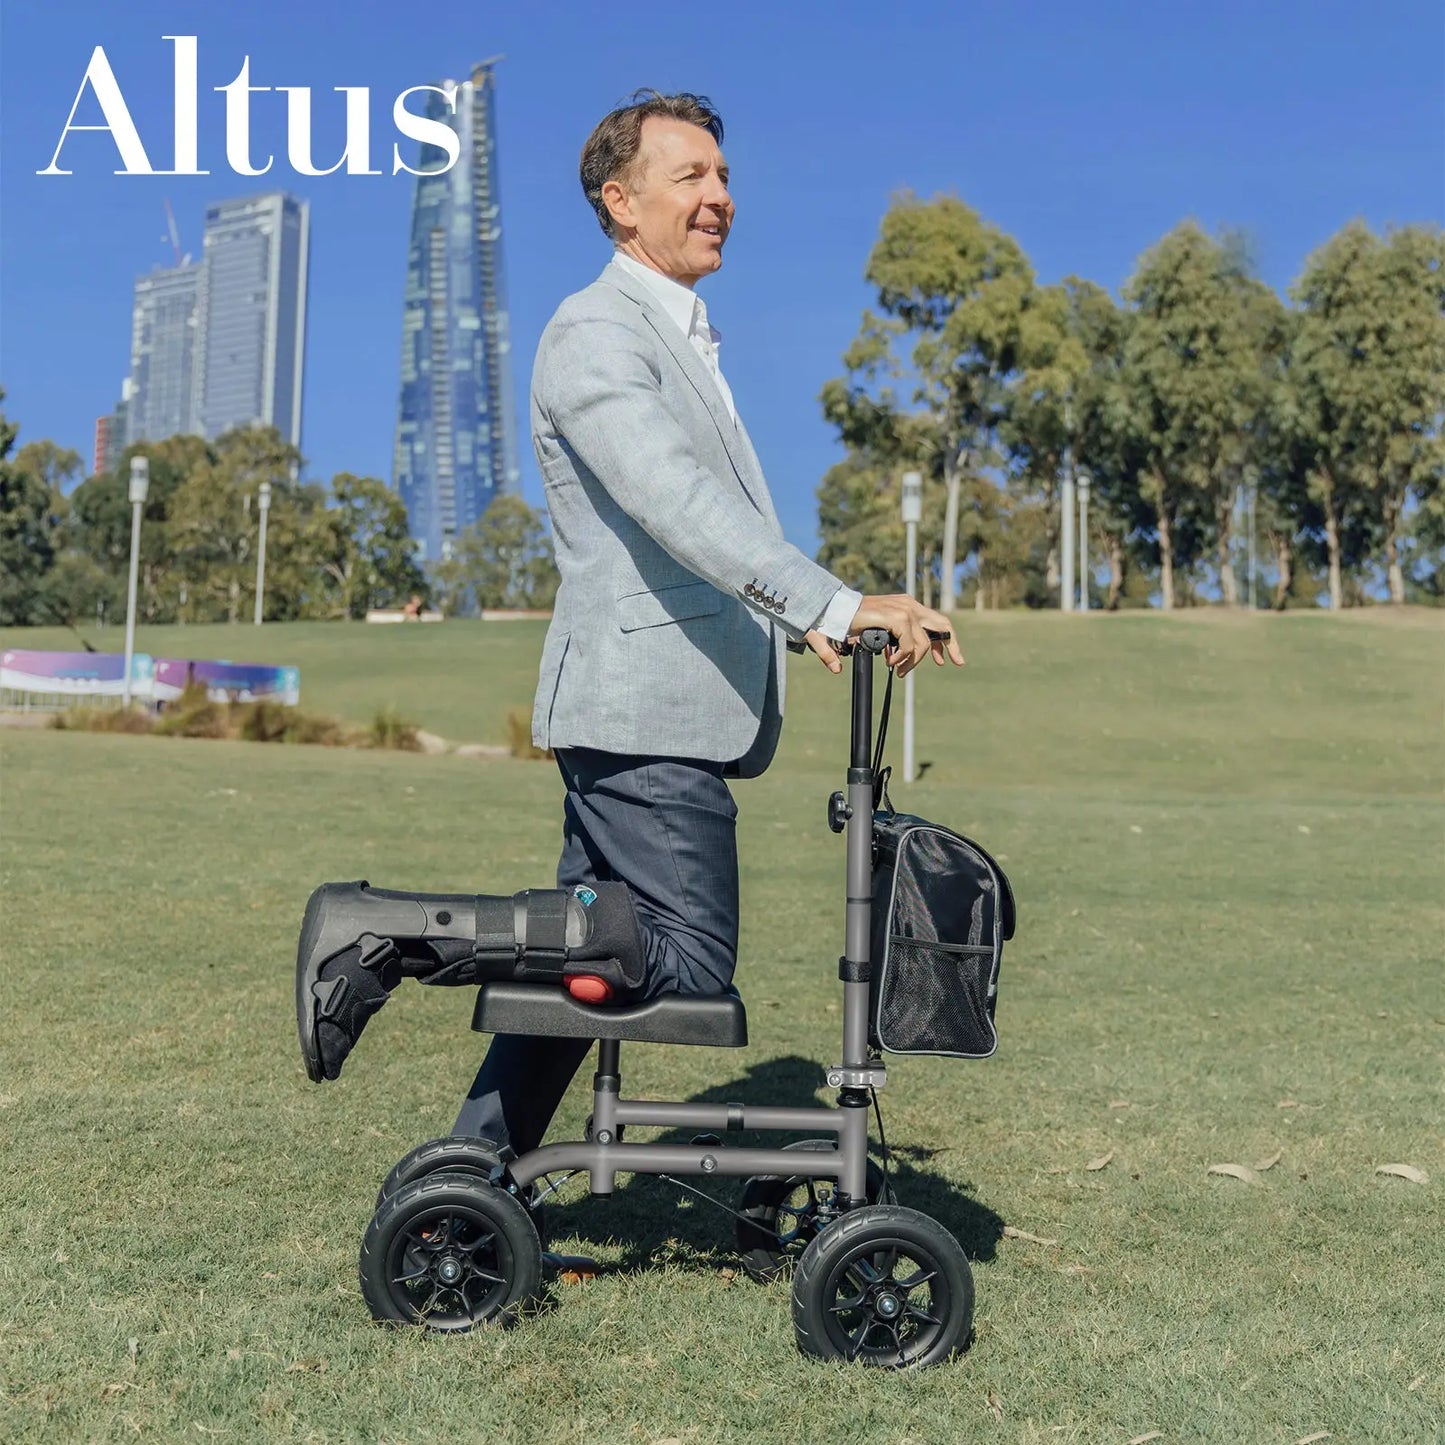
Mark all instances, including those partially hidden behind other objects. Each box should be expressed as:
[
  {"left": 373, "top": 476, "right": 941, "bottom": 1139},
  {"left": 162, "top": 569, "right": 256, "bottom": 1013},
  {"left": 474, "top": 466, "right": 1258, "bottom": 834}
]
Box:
[
  {"left": 804, "top": 595, "right": 964, "bottom": 678},
  {"left": 850, "top": 594, "right": 964, "bottom": 677},
  {"left": 804, "top": 629, "right": 845, "bottom": 673}
]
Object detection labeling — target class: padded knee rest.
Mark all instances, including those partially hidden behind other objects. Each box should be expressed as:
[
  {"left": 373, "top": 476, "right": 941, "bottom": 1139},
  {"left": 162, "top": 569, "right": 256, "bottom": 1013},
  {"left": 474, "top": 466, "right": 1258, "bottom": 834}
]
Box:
[{"left": 472, "top": 981, "right": 748, "bottom": 1047}]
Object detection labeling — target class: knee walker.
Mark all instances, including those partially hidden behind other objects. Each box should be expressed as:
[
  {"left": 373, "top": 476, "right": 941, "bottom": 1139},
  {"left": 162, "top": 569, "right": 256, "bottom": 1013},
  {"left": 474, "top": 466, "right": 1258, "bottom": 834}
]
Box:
[{"left": 297, "top": 628, "right": 988, "bottom": 1368}]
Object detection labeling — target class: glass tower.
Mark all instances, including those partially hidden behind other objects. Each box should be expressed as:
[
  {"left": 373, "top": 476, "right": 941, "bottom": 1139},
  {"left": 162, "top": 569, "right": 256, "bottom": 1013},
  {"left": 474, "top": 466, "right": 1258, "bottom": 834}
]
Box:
[
  {"left": 121, "top": 262, "right": 203, "bottom": 446},
  {"left": 394, "top": 60, "right": 519, "bottom": 563},
  {"left": 195, "top": 192, "right": 310, "bottom": 448}
]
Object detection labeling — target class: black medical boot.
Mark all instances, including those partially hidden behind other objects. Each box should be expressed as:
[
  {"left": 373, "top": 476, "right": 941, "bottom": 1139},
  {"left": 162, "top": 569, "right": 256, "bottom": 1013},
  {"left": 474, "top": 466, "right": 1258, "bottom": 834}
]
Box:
[{"left": 296, "top": 881, "right": 646, "bottom": 1083}]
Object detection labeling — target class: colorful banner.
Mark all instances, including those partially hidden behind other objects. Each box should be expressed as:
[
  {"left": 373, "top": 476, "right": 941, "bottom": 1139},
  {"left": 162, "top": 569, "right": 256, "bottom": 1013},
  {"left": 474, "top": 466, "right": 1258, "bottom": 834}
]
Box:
[
  {"left": 153, "top": 659, "right": 301, "bottom": 707},
  {"left": 0, "top": 649, "right": 154, "bottom": 697}
]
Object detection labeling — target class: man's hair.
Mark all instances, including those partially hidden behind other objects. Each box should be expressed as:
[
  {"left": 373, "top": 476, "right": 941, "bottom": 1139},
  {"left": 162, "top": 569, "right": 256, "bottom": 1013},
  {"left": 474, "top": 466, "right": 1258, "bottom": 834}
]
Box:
[{"left": 580, "top": 90, "right": 725, "bottom": 239}]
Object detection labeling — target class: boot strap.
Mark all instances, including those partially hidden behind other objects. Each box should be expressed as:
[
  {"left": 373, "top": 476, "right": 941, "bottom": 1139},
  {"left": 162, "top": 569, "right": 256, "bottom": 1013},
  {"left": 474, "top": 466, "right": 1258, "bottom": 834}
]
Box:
[{"left": 513, "top": 889, "right": 570, "bottom": 958}]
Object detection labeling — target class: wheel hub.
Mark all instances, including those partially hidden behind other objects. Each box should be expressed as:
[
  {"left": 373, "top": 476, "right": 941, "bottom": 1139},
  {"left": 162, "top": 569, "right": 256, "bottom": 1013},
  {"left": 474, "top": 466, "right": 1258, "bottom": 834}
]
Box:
[{"left": 874, "top": 1289, "right": 902, "bottom": 1319}]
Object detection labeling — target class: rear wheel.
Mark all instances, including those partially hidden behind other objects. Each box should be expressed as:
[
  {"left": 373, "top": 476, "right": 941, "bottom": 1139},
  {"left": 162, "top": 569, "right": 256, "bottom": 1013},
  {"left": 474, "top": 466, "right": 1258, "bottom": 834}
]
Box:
[
  {"left": 360, "top": 1170, "right": 542, "bottom": 1331},
  {"left": 377, "top": 1136, "right": 547, "bottom": 1246},
  {"left": 736, "top": 1139, "right": 892, "bottom": 1283},
  {"left": 376, "top": 1136, "right": 504, "bottom": 1209}
]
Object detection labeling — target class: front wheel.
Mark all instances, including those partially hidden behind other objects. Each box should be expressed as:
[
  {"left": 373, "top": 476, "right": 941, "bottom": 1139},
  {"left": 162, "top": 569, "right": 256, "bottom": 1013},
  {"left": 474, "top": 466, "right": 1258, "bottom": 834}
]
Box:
[
  {"left": 360, "top": 1170, "right": 542, "bottom": 1331},
  {"left": 791, "top": 1204, "right": 973, "bottom": 1368}
]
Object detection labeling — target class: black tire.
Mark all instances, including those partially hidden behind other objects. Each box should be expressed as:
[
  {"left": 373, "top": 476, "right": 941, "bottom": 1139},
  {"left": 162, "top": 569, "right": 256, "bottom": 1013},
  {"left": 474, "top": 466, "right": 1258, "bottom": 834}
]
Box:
[
  {"left": 376, "top": 1136, "right": 548, "bottom": 1247},
  {"left": 791, "top": 1204, "right": 973, "bottom": 1368},
  {"left": 736, "top": 1139, "right": 893, "bottom": 1284},
  {"left": 360, "top": 1170, "right": 543, "bottom": 1331},
  {"left": 376, "top": 1136, "right": 505, "bottom": 1209}
]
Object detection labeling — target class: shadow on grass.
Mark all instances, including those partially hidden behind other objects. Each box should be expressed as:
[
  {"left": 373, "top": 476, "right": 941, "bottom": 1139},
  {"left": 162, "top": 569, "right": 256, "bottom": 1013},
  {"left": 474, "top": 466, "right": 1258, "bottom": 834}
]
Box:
[{"left": 539, "top": 1053, "right": 1006, "bottom": 1273}]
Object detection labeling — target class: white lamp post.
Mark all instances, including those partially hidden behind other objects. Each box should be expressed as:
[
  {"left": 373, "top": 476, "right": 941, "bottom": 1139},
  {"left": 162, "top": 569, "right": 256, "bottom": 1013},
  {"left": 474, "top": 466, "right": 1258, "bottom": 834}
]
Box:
[
  {"left": 122, "top": 456, "right": 149, "bottom": 708},
  {"left": 900, "top": 470, "right": 922, "bottom": 784},
  {"left": 1061, "top": 443, "right": 1076, "bottom": 612},
  {"left": 1077, "top": 470, "right": 1092, "bottom": 611},
  {"left": 1245, "top": 468, "right": 1258, "bottom": 610},
  {"left": 254, "top": 480, "right": 272, "bottom": 625}
]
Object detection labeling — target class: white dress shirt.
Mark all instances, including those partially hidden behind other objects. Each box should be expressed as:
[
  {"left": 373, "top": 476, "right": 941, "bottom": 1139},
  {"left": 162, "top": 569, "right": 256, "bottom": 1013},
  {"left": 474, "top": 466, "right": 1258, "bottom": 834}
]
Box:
[{"left": 608, "top": 250, "right": 861, "bottom": 641}]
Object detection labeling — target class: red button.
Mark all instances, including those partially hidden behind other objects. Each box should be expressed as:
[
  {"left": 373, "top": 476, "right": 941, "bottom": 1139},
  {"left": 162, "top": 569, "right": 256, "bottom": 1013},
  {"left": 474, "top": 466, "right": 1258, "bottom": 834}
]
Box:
[{"left": 566, "top": 975, "right": 614, "bottom": 1004}]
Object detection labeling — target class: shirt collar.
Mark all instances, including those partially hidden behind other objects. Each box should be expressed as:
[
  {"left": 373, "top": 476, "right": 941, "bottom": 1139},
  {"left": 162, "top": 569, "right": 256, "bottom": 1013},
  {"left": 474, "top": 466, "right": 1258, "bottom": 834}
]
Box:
[{"left": 610, "top": 250, "right": 711, "bottom": 341}]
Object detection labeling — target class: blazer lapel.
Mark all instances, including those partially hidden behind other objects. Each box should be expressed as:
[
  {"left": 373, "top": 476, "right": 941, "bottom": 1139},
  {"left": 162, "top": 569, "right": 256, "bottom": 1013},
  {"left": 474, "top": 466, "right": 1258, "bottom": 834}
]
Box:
[{"left": 600, "top": 265, "right": 774, "bottom": 519}]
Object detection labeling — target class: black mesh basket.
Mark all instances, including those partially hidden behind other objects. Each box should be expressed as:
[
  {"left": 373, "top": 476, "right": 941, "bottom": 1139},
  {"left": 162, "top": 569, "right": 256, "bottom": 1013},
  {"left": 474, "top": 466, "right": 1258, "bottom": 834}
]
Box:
[{"left": 869, "top": 811, "right": 1016, "bottom": 1059}]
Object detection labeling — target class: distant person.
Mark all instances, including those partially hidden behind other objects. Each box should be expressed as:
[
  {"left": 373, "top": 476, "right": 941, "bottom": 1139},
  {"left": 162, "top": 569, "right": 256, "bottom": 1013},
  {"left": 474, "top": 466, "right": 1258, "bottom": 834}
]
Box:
[
  {"left": 302, "top": 92, "right": 962, "bottom": 1149},
  {"left": 402, "top": 595, "right": 423, "bottom": 621}
]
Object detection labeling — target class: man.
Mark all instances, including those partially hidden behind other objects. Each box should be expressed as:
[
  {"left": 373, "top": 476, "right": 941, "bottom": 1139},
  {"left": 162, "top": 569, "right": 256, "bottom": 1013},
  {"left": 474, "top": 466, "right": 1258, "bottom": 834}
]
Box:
[{"left": 449, "top": 91, "right": 963, "bottom": 1155}]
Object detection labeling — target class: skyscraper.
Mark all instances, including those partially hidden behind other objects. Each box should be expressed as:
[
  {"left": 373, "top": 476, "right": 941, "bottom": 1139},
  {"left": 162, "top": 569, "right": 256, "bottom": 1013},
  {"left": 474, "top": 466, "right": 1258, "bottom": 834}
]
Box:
[
  {"left": 119, "top": 261, "right": 203, "bottom": 447},
  {"left": 194, "top": 192, "right": 310, "bottom": 448},
  {"left": 393, "top": 61, "right": 519, "bottom": 563},
  {"left": 114, "top": 192, "right": 310, "bottom": 456}
]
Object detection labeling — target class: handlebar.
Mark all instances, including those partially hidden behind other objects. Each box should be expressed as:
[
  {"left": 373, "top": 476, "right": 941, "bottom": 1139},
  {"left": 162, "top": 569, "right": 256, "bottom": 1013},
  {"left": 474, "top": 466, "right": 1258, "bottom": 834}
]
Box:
[{"left": 785, "top": 627, "right": 951, "bottom": 657}]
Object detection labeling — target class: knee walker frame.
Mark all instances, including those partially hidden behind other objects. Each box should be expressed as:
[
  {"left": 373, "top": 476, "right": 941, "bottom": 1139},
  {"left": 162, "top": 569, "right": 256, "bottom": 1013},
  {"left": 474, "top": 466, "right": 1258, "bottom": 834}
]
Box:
[{"left": 494, "top": 628, "right": 896, "bottom": 1207}]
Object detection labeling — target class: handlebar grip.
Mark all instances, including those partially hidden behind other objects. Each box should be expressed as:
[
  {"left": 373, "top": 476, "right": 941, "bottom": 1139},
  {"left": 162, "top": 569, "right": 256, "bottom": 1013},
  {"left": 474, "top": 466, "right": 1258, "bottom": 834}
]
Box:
[{"left": 793, "top": 627, "right": 952, "bottom": 657}]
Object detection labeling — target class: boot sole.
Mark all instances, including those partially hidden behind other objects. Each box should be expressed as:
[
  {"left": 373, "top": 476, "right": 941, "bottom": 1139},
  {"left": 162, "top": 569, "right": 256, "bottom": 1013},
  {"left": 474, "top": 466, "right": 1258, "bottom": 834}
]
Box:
[{"left": 295, "top": 886, "right": 330, "bottom": 1083}]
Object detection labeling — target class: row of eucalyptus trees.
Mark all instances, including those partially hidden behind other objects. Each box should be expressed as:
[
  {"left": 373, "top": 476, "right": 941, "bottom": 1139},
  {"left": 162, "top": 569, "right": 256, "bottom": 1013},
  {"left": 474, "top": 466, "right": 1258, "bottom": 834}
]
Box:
[{"left": 818, "top": 200, "right": 1444, "bottom": 609}]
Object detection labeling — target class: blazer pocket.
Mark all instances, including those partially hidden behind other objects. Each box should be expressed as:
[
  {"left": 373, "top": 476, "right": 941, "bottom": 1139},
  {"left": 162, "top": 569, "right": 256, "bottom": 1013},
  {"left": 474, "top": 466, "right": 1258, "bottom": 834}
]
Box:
[{"left": 617, "top": 581, "right": 722, "bottom": 632}]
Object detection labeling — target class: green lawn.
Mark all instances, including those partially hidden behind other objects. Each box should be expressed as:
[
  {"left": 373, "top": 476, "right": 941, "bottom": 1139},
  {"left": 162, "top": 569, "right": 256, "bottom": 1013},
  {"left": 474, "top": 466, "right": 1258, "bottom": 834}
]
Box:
[{"left": 1, "top": 611, "right": 1441, "bottom": 1443}]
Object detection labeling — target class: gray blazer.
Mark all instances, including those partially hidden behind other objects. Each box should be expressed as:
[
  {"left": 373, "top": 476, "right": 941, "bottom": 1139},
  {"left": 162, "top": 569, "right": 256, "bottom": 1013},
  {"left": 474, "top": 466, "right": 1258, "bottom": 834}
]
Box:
[{"left": 529, "top": 262, "right": 843, "bottom": 777}]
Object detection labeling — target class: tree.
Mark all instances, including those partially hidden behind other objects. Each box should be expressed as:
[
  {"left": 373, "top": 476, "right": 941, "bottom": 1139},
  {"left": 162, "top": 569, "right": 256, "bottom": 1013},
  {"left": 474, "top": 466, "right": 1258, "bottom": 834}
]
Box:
[
  {"left": 1116, "top": 223, "right": 1283, "bottom": 609},
  {"left": 165, "top": 426, "right": 306, "bottom": 622},
  {"left": 434, "top": 496, "right": 559, "bottom": 613},
  {"left": 314, "top": 473, "right": 426, "bottom": 618},
  {"left": 816, "top": 455, "right": 948, "bottom": 595},
  {"left": 0, "top": 402, "right": 71, "bottom": 625},
  {"left": 820, "top": 194, "right": 1039, "bottom": 608},
  {"left": 66, "top": 433, "right": 212, "bottom": 623},
  {"left": 1287, "top": 222, "right": 1445, "bottom": 606},
  {"left": 1001, "top": 277, "right": 1140, "bottom": 606}
]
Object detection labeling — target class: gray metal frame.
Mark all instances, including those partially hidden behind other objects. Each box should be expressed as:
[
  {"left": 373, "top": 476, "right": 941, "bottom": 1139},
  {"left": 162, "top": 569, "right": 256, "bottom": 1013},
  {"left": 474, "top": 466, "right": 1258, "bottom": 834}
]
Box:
[{"left": 505, "top": 630, "right": 895, "bottom": 1206}]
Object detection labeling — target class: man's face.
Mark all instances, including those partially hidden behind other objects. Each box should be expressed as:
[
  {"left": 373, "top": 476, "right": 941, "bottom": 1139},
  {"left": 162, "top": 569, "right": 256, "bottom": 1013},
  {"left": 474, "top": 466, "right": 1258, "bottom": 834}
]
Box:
[{"left": 605, "top": 116, "right": 734, "bottom": 287}]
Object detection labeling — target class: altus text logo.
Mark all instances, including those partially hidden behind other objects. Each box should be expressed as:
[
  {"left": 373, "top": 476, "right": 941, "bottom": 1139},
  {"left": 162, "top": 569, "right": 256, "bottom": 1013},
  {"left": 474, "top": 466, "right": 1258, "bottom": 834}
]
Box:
[{"left": 37, "top": 36, "right": 460, "bottom": 178}]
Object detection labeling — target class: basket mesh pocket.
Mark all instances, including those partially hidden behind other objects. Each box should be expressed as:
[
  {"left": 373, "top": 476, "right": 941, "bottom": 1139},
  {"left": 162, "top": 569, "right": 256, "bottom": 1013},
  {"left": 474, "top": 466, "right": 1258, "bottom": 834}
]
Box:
[{"left": 875, "top": 938, "right": 997, "bottom": 1058}]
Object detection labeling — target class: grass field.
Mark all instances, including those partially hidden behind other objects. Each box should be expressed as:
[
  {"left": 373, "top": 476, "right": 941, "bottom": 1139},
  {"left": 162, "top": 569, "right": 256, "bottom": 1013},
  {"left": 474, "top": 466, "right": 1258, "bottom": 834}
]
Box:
[{"left": 1, "top": 611, "right": 1441, "bottom": 1443}]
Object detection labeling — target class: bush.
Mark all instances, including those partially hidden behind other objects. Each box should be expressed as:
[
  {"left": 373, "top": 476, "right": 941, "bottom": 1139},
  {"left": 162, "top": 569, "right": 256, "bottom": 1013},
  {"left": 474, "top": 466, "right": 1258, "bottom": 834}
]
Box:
[
  {"left": 49, "top": 688, "right": 421, "bottom": 754},
  {"left": 237, "top": 699, "right": 292, "bottom": 743},
  {"left": 53, "top": 685, "right": 360, "bottom": 750},
  {"left": 368, "top": 706, "right": 421, "bottom": 751},
  {"left": 50, "top": 705, "right": 153, "bottom": 735},
  {"left": 153, "top": 682, "right": 230, "bottom": 739},
  {"left": 285, "top": 711, "right": 353, "bottom": 747}
]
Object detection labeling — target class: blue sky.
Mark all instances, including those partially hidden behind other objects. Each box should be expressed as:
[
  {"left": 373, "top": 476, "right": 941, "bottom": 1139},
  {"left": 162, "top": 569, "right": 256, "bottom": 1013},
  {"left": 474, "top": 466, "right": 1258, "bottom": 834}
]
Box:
[{"left": 2, "top": 0, "right": 1440, "bottom": 550}]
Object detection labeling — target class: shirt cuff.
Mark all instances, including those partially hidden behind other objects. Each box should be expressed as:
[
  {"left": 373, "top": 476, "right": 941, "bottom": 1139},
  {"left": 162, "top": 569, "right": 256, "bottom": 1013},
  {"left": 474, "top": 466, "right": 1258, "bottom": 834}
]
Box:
[{"left": 815, "top": 585, "right": 863, "bottom": 643}]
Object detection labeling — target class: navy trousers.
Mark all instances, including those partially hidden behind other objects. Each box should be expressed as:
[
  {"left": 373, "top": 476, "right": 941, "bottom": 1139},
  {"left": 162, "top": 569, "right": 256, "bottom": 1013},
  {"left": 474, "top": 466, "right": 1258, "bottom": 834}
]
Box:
[{"left": 453, "top": 748, "right": 740, "bottom": 1154}]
